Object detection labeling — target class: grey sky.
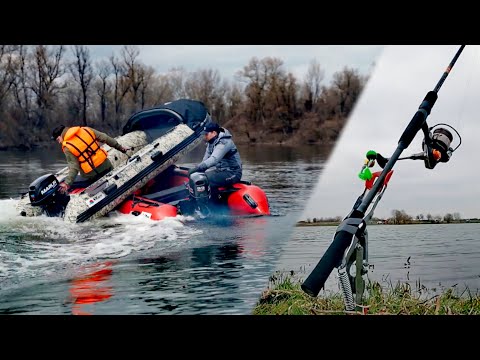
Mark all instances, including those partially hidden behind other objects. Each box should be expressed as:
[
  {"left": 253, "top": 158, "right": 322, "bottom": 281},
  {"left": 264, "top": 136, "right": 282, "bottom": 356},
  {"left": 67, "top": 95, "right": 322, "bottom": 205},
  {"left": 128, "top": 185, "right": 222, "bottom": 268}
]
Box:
[
  {"left": 86, "top": 45, "right": 383, "bottom": 83},
  {"left": 302, "top": 45, "right": 480, "bottom": 220}
]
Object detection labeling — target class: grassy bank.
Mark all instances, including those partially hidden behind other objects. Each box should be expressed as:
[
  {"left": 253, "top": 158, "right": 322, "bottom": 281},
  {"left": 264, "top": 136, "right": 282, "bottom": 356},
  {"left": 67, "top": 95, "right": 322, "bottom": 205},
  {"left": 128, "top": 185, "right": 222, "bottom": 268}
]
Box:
[{"left": 253, "top": 272, "right": 480, "bottom": 315}]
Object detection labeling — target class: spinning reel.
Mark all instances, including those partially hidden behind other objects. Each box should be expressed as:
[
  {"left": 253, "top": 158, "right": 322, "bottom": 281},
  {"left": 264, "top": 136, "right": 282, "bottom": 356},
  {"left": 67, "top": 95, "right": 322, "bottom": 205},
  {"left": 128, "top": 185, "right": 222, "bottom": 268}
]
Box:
[
  {"left": 419, "top": 123, "right": 462, "bottom": 169},
  {"left": 359, "top": 123, "right": 462, "bottom": 178}
]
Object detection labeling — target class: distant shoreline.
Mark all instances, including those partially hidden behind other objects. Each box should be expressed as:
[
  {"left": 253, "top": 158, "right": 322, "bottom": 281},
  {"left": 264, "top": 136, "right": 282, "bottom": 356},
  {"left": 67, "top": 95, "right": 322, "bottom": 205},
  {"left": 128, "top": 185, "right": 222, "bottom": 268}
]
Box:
[{"left": 296, "top": 220, "right": 480, "bottom": 227}]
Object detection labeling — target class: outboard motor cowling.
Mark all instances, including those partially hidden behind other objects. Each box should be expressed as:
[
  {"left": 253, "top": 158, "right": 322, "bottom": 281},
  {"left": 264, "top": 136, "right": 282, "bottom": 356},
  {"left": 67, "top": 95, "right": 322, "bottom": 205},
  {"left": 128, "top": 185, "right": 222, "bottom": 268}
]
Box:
[
  {"left": 29, "top": 174, "right": 59, "bottom": 205},
  {"left": 188, "top": 172, "right": 210, "bottom": 203},
  {"left": 186, "top": 172, "right": 213, "bottom": 216},
  {"left": 28, "top": 174, "right": 70, "bottom": 217}
]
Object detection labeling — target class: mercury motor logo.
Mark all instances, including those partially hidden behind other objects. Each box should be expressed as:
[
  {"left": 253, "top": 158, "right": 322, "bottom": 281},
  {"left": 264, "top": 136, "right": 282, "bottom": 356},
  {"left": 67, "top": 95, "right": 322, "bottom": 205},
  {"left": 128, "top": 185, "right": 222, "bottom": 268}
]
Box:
[{"left": 41, "top": 180, "right": 58, "bottom": 195}]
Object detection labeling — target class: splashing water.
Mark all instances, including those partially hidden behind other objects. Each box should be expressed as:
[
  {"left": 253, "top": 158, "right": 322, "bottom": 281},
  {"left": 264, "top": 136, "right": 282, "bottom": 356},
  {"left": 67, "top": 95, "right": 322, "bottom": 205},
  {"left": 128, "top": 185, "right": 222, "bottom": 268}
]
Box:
[{"left": 0, "top": 199, "right": 200, "bottom": 288}]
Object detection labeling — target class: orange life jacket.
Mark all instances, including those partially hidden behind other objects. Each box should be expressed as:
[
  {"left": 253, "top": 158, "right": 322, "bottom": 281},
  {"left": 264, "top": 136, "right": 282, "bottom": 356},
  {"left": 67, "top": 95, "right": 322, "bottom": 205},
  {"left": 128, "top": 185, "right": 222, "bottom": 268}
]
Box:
[{"left": 62, "top": 126, "right": 108, "bottom": 174}]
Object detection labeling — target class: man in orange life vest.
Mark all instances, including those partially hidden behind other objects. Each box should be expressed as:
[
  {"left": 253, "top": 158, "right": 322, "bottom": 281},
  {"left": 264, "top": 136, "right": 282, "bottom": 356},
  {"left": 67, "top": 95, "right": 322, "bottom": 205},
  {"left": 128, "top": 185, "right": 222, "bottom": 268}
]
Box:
[{"left": 51, "top": 125, "right": 130, "bottom": 194}]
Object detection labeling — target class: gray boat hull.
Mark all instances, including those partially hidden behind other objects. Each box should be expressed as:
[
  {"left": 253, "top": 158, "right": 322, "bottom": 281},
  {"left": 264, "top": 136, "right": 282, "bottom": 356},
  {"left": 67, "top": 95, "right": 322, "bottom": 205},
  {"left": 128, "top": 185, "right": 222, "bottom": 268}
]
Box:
[{"left": 64, "top": 124, "right": 200, "bottom": 223}]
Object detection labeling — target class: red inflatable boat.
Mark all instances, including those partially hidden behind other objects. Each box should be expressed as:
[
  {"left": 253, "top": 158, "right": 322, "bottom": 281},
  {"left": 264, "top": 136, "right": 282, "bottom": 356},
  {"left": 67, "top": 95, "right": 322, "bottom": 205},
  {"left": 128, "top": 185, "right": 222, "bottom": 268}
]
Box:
[
  {"left": 116, "top": 165, "right": 270, "bottom": 221},
  {"left": 21, "top": 99, "right": 270, "bottom": 222}
]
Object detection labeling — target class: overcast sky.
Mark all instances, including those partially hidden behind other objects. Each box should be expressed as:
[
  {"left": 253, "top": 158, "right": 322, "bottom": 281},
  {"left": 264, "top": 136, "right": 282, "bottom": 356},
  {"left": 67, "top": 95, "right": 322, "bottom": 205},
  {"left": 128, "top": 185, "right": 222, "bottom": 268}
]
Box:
[
  {"left": 86, "top": 45, "right": 383, "bottom": 84},
  {"left": 302, "top": 45, "right": 480, "bottom": 220}
]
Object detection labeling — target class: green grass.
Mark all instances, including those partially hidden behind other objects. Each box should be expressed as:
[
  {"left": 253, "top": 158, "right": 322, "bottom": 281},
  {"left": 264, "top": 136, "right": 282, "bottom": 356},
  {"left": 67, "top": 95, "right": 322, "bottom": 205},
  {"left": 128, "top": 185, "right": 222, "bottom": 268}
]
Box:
[{"left": 253, "top": 271, "right": 480, "bottom": 315}]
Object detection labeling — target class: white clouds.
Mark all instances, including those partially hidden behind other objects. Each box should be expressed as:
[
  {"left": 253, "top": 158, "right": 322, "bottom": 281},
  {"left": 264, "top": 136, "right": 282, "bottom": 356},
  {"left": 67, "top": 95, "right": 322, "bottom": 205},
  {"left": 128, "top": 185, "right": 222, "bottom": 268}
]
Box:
[{"left": 303, "top": 45, "right": 480, "bottom": 220}]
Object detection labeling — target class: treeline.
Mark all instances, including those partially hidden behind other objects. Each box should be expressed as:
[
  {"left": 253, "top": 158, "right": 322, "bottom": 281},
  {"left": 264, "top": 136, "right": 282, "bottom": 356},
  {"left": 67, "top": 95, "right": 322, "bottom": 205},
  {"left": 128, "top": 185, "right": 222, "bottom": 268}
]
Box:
[
  {"left": 384, "top": 209, "right": 464, "bottom": 224},
  {"left": 304, "top": 216, "right": 342, "bottom": 223},
  {"left": 302, "top": 210, "right": 473, "bottom": 225},
  {"left": 0, "top": 45, "right": 368, "bottom": 150}
]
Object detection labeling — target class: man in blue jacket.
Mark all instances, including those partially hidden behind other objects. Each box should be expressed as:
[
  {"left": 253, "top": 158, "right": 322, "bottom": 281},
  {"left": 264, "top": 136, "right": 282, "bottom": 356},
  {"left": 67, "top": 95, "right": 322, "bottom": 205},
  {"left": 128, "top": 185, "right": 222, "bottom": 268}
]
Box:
[{"left": 189, "top": 122, "right": 242, "bottom": 187}]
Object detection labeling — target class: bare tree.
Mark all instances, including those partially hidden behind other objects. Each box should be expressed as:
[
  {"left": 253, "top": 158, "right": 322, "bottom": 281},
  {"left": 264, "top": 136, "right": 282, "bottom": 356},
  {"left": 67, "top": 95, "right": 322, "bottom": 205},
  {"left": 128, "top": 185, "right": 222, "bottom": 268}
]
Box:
[
  {"left": 278, "top": 72, "right": 298, "bottom": 135},
  {"left": 70, "top": 45, "right": 93, "bottom": 125},
  {"left": 304, "top": 59, "right": 324, "bottom": 111},
  {"left": 167, "top": 67, "right": 188, "bottom": 100},
  {"left": 225, "top": 81, "right": 244, "bottom": 118},
  {"left": 210, "top": 78, "right": 230, "bottom": 122},
  {"left": 138, "top": 65, "right": 155, "bottom": 110},
  {"left": 185, "top": 68, "right": 222, "bottom": 112},
  {"left": 0, "top": 45, "right": 17, "bottom": 109},
  {"left": 238, "top": 57, "right": 286, "bottom": 126},
  {"left": 150, "top": 74, "right": 175, "bottom": 105},
  {"left": 11, "top": 45, "right": 32, "bottom": 123},
  {"left": 331, "top": 66, "right": 365, "bottom": 117},
  {"left": 94, "top": 60, "right": 112, "bottom": 124},
  {"left": 121, "top": 45, "right": 142, "bottom": 111},
  {"left": 259, "top": 57, "right": 285, "bottom": 121},
  {"left": 237, "top": 57, "right": 268, "bottom": 125},
  {"left": 444, "top": 213, "right": 454, "bottom": 223},
  {"left": 391, "top": 209, "right": 412, "bottom": 224},
  {"left": 30, "top": 45, "right": 65, "bottom": 129},
  {"left": 109, "top": 54, "right": 129, "bottom": 130}
]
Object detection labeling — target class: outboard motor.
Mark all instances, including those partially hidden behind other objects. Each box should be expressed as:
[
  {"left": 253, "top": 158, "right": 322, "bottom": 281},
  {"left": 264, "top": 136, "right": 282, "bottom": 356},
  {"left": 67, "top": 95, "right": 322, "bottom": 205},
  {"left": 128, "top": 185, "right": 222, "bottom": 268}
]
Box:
[
  {"left": 188, "top": 172, "right": 211, "bottom": 214},
  {"left": 28, "top": 174, "right": 70, "bottom": 217}
]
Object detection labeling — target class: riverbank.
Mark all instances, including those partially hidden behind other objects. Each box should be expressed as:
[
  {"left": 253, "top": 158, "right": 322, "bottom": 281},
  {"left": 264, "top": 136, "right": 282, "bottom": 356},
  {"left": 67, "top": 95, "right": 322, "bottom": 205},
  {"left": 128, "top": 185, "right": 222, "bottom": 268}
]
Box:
[
  {"left": 0, "top": 139, "right": 335, "bottom": 152},
  {"left": 296, "top": 219, "right": 480, "bottom": 227},
  {"left": 253, "top": 272, "right": 480, "bottom": 315}
]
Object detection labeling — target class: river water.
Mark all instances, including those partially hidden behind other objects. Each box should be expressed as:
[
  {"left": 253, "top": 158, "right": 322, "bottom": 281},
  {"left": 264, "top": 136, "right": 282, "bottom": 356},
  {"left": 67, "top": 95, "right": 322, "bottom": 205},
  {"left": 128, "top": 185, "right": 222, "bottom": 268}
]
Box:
[
  {"left": 0, "top": 144, "right": 328, "bottom": 314},
  {"left": 277, "top": 223, "right": 480, "bottom": 295}
]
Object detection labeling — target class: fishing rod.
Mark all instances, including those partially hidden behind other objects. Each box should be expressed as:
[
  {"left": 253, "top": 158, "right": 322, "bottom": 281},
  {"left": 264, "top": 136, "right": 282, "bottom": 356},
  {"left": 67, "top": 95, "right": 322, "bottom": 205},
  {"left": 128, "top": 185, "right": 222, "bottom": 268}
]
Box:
[{"left": 301, "top": 45, "right": 466, "bottom": 310}]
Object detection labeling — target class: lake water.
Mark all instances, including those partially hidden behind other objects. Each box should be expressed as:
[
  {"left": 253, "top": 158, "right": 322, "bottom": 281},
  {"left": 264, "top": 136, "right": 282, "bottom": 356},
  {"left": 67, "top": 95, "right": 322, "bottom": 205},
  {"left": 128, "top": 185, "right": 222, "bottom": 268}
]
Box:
[
  {"left": 0, "top": 144, "right": 329, "bottom": 314},
  {"left": 277, "top": 223, "right": 480, "bottom": 295}
]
